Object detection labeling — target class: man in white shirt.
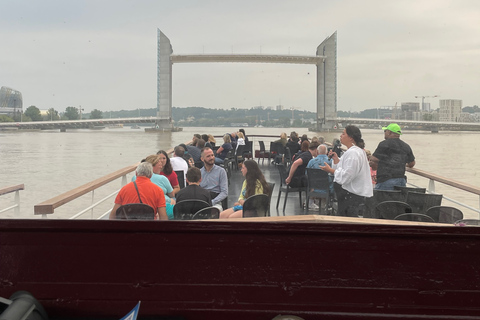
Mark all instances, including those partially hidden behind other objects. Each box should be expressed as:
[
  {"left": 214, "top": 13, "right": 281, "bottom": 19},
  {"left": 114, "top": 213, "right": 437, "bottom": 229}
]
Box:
[{"left": 170, "top": 145, "right": 189, "bottom": 185}]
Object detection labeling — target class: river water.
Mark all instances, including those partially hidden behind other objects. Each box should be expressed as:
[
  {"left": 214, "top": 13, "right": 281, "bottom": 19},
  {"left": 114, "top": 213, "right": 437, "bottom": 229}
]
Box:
[{"left": 1, "top": 126, "right": 479, "bottom": 219}]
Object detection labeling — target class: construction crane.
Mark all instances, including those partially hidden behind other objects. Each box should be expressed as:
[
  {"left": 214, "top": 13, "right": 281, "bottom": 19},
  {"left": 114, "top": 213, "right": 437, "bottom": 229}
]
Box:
[{"left": 415, "top": 95, "right": 439, "bottom": 111}]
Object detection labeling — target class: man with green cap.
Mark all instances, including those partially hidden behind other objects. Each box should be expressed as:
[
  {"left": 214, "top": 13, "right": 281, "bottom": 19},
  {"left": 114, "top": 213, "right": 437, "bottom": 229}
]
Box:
[{"left": 369, "top": 123, "right": 415, "bottom": 190}]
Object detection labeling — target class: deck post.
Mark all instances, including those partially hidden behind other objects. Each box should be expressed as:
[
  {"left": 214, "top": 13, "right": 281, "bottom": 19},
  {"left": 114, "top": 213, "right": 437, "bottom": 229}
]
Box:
[
  {"left": 428, "top": 179, "right": 435, "bottom": 193},
  {"left": 14, "top": 190, "right": 20, "bottom": 215}
]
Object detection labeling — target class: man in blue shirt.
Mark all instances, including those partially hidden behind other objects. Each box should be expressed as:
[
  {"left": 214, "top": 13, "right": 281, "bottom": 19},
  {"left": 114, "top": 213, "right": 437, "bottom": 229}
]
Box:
[
  {"left": 200, "top": 147, "right": 229, "bottom": 209},
  {"left": 307, "top": 144, "right": 334, "bottom": 211}
]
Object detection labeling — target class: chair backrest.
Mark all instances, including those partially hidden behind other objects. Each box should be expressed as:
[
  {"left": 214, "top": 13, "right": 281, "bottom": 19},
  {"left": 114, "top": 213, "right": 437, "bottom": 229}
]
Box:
[
  {"left": 259, "top": 141, "right": 266, "bottom": 152},
  {"left": 284, "top": 147, "right": 292, "bottom": 165},
  {"left": 235, "top": 144, "right": 245, "bottom": 157},
  {"left": 306, "top": 168, "right": 330, "bottom": 194},
  {"left": 405, "top": 192, "right": 443, "bottom": 214},
  {"left": 374, "top": 189, "right": 405, "bottom": 203},
  {"left": 243, "top": 194, "right": 270, "bottom": 218},
  {"left": 115, "top": 203, "right": 155, "bottom": 220},
  {"left": 276, "top": 164, "right": 288, "bottom": 185},
  {"left": 266, "top": 182, "right": 275, "bottom": 215},
  {"left": 243, "top": 140, "right": 253, "bottom": 155},
  {"left": 375, "top": 201, "right": 412, "bottom": 220},
  {"left": 393, "top": 186, "right": 426, "bottom": 197},
  {"left": 173, "top": 200, "right": 210, "bottom": 220},
  {"left": 426, "top": 206, "right": 463, "bottom": 223},
  {"left": 174, "top": 170, "right": 185, "bottom": 189},
  {"left": 394, "top": 213, "right": 436, "bottom": 223},
  {"left": 192, "top": 206, "right": 220, "bottom": 220}
]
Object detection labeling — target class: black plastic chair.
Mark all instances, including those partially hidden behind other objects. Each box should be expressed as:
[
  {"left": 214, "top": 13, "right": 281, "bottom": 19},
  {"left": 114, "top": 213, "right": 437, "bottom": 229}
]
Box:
[
  {"left": 284, "top": 147, "right": 292, "bottom": 167},
  {"left": 115, "top": 203, "right": 155, "bottom": 220},
  {"left": 276, "top": 164, "right": 304, "bottom": 214},
  {"left": 426, "top": 206, "right": 463, "bottom": 224},
  {"left": 173, "top": 200, "right": 210, "bottom": 220},
  {"left": 243, "top": 140, "right": 253, "bottom": 159},
  {"left": 406, "top": 191, "right": 443, "bottom": 214},
  {"left": 266, "top": 182, "right": 275, "bottom": 216},
  {"left": 258, "top": 141, "right": 266, "bottom": 164},
  {"left": 394, "top": 186, "right": 426, "bottom": 197},
  {"left": 455, "top": 219, "right": 480, "bottom": 226},
  {"left": 174, "top": 170, "right": 185, "bottom": 189},
  {"left": 192, "top": 206, "right": 220, "bottom": 220},
  {"left": 305, "top": 168, "right": 332, "bottom": 214},
  {"left": 375, "top": 201, "right": 412, "bottom": 220},
  {"left": 243, "top": 194, "right": 270, "bottom": 218},
  {"left": 366, "top": 190, "right": 406, "bottom": 218},
  {"left": 394, "top": 213, "right": 435, "bottom": 223},
  {"left": 234, "top": 145, "right": 245, "bottom": 170}
]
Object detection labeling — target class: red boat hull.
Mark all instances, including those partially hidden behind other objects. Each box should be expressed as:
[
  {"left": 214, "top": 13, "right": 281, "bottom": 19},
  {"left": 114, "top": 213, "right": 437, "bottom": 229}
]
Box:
[{"left": 1, "top": 218, "right": 480, "bottom": 319}]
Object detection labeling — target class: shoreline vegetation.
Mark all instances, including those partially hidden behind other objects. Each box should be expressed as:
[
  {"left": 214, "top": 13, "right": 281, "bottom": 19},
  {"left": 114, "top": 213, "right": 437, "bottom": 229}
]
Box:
[{"left": 1, "top": 105, "right": 480, "bottom": 128}]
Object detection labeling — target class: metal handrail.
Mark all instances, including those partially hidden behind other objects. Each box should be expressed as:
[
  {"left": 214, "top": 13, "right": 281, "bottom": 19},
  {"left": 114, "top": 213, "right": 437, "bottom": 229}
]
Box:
[
  {"left": 31, "top": 135, "right": 480, "bottom": 220},
  {"left": 0, "top": 184, "right": 24, "bottom": 215}
]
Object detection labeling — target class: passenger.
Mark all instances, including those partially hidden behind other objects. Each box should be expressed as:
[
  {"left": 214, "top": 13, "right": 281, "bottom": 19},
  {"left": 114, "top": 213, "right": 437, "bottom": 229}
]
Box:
[
  {"left": 109, "top": 162, "right": 167, "bottom": 220},
  {"left": 176, "top": 167, "right": 212, "bottom": 205},
  {"left": 365, "top": 149, "right": 377, "bottom": 185},
  {"left": 215, "top": 134, "right": 233, "bottom": 165},
  {"left": 300, "top": 134, "right": 309, "bottom": 144},
  {"left": 207, "top": 134, "right": 216, "bottom": 148},
  {"left": 220, "top": 160, "right": 270, "bottom": 219},
  {"left": 318, "top": 136, "right": 326, "bottom": 145},
  {"left": 236, "top": 131, "right": 246, "bottom": 151},
  {"left": 369, "top": 123, "right": 415, "bottom": 190},
  {"left": 185, "top": 138, "right": 201, "bottom": 163},
  {"left": 331, "top": 138, "right": 343, "bottom": 158},
  {"left": 292, "top": 140, "right": 309, "bottom": 162},
  {"left": 286, "top": 141, "right": 319, "bottom": 189},
  {"left": 202, "top": 134, "right": 212, "bottom": 148},
  {"left": 200, "top": 147, "right": 229, "bottom": 209},
  {"left": 230, "top": 132, "right": 238, "bottom": 150},
  {"left": 135, "top": 155, "right": 175, "bottom": 219},
  {"left": 170, "top": 146, "right": 189, "bottom": 183},
  {"left": 286, "top": 131, "right": 300, "bottom": 155},
  {"left": 179, "top": 143, "right": 194, "bottom": 167},
  {"left": 274, "top": 132, "right": 288, "bottom": 147},
  {"left": 320, "top": 125, "right": 373, "bottom": 217},
  {"left": 239, "top": 128, "right": 248, "bottom": 144},
  {"left": 307, "top": 144, "right": 334, "bottom": 211},
  {"left": 156, "top": 150, "right": 180, "bottom": 195}
]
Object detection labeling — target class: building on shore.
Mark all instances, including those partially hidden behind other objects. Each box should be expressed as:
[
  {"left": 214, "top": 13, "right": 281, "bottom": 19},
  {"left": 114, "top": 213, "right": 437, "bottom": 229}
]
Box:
[
  {"left": 439, "top": 99, "right": 462, "bottom": 122},
  {"left": 0, "top": 86, "right": 23, "bottom": 116}
]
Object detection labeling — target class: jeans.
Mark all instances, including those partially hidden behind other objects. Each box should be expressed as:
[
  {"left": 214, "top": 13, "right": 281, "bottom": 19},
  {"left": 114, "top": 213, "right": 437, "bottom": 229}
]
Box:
[
  {"left": 375, "top": 177, "right": 406, "bottom": 191},
  {"left": 214, "top": 157, "right": 224, "bottom": 165}
]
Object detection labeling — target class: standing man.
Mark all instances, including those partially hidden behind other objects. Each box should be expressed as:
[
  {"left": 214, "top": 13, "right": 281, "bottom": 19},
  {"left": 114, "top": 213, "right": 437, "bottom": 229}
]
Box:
[
  {"left": 369, "top": 123, "right": 415, "bottom": 190},
  {"left": 200, "top": 147, "right": 229, "bottom": 209}
]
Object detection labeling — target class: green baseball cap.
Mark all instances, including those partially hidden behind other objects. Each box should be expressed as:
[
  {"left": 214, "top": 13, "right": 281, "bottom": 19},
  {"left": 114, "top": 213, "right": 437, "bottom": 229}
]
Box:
[{"left": 382, "top": 123, "right": 402, "bottom": 135}]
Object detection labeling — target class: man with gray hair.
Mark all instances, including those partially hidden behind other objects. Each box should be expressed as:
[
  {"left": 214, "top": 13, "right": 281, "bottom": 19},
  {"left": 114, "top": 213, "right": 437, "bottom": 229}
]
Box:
[
  {"left": 109, "top": 162, "right": 167, "bottom": 220},
  {"left": 306, "top": 144, "right": 334, "bottom": 211}
]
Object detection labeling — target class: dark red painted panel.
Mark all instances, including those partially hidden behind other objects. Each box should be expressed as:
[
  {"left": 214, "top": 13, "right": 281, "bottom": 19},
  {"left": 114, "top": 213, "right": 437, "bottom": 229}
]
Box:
[{"left": 1, "top": 219, "right": 480, "bottom": 319}]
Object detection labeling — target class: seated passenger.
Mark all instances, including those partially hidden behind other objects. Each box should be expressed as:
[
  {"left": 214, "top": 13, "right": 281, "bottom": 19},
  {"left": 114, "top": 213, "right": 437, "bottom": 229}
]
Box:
[
  {"left": 109, "top": 162, "right": 167, "bottom": 220},
  {"left": 156, "top": 150, "right": 180, "bottom": 194},
  {"left": 215, "top": 134, "right": 233, "bottom": 165},
  {"left": 220, "top": 160, "right": 270, "bottom": 219},
  {"left": 176, "top": 167, "right": 212, "bottom": 205},
  {"left": 133, "top": 155, "right": 175, "bottom": 219}
]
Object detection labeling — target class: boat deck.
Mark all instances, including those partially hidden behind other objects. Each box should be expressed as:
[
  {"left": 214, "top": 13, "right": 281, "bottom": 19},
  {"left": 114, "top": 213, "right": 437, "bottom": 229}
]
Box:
[{"left": 226, "top": 160, "right": 307, "bottom": 217}]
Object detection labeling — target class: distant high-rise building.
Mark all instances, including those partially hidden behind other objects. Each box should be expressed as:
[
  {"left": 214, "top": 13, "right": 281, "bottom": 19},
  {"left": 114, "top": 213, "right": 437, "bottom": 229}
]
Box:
[
  {"left": 439, "top": 99, "right": 462, "bottom": 122},
  {"left": 0, "top": 86, "right": 23, "bottom": 115},
  {"left": 400, "top": 102, "right": 420, "bottom": 120}
]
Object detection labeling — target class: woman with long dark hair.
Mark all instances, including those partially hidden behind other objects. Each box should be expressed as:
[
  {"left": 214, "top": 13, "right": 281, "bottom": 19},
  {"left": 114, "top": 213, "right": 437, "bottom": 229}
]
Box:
[
  {"left": 157, "top": 150, "right": 180, "bottom": 195},
  {"left": 220, "top": 160, "right": 270, "bottom": 219},
  {"left": 320, "top": 125, "right": 373, "bottom": 217}
]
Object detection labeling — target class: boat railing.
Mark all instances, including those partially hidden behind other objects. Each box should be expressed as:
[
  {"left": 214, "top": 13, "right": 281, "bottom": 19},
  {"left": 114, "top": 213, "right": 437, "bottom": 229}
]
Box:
[
  {"left": 0, "top": 184, "right": 24, "bottom": 216},
  {"left": 33, "top": 146, "right": 179, "bottom": 219},
  {"left": 406, "top": 167, "right": 480, "bottom": 218},
  {"left": 31, "top": 135, "right": 480, "bottom": 220}
]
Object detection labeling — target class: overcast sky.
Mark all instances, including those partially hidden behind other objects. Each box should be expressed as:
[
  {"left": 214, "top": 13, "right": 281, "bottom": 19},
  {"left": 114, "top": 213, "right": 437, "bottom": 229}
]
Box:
[{"left": 1, "top": 0, "right": 479, "bottom": 113}]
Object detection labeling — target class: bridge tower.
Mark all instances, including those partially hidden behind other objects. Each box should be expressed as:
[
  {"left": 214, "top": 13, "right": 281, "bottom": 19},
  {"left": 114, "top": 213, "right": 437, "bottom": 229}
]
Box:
[
  {"left": 316, "top": 32, "right": 337, "bottom": 130},
  {"left": 157, "top": 29, "right": 337, "bottom": 131},
  {"left": 156, "top": 29, "right": 174, "bottom": 130}
]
